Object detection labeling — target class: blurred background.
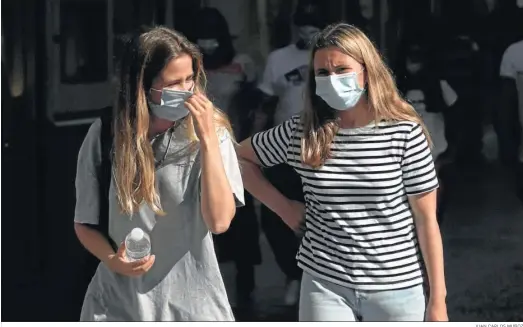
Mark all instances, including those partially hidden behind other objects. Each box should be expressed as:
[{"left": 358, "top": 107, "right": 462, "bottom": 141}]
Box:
[{"left": 2, "top": 0, "right": 523, "bottom": 322}]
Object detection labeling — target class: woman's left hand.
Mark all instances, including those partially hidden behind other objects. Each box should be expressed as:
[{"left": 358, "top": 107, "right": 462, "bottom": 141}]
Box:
[
  {"left": 425, "top": 298, "right": 448, "bottom": 321},
  {"left": 185, "top": 93, "right": 216, "bottom": 142}
]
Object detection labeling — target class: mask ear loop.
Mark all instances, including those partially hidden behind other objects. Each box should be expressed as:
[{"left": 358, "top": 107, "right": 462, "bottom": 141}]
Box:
[{"left": 148, "top": 88, "right": 164, "bottom": 107}]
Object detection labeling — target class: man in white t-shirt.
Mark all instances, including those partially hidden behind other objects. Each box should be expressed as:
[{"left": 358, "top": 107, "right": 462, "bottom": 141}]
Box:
[
  {"left": 499, "top": 39, "right": 523, "bottom": 201},
  {"left": 254, "top": 0, "right": 327, "bottom": 307},
  {"left": 258, "top": 1, "right": 326, "bottom": 126}
]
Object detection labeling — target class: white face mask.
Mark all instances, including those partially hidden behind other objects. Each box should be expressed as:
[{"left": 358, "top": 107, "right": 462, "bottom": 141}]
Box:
[
  {"left": 315, "top": 70, "right": 365, "bottom": 111},
  {"left": 197, "top": 39, "right": 219, "bottom": 54},
  {"left": 148, "top": 88, "right": 193, "bottom": 121}
]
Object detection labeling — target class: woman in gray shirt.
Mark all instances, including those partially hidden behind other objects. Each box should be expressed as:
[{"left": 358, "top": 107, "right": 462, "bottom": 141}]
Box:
[{"left": 73, "top": 26, "right": 244, "bottom": 321}]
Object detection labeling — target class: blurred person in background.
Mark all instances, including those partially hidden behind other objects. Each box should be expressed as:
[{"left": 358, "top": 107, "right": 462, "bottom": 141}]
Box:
[
  {"left": 396, "top": 38, "right": 458, "bottom": 222},
  {"left": 436, "top": 1, "right": 483, "bottom": 168},
  {"left": 499, "top": 38, "right": 523, "bottom": 202},
  {"left": 487, "top": 0, "right": 523, "bottom": 167},
  {"left": 190, "top": 7, "right": 262, "bottom": 313},
  {"left": 472, "top": 0, "right": 523, "bottom": 167},
  {"left": 251, "top": 0, "right": 328, "bottom": 307}
]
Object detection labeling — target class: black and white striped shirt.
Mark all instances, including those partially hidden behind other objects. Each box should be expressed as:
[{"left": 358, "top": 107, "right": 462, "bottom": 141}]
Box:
[{"left": 251, "top": 115, "right": 439, "bottom": 291}]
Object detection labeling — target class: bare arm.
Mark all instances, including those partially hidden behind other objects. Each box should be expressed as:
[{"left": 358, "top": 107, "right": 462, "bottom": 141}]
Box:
[
  {"left": 74, "top": 223, "right": 116, "bottom": 263},
  {"left": 200, "top": 136, "right": 236, "bottom": 234},
  {"left": 186, "top": 94, "right": 238, "bottom": 234},
  {"left": 237, "top": 138, "right": 297, "bottom": 227},
  {"left": 409, "top": 190, "right": 447, "bottom": 302},
  {"left": 74, "top": 223, "right": 155, "bottom": 276}
]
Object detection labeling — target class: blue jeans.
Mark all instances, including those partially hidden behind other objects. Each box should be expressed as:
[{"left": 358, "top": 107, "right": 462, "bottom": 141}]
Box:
[{"left": 299, "top": 272, "right": 426, "bottom": 321}]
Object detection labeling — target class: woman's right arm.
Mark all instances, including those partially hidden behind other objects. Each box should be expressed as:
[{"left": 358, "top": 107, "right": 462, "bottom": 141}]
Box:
[
  {"left": 237, "top": 118, "right": 304, "bottom": 229},
  {"left": 74, "top": 120, "right": 116, "bottom": 261},
  {"left": 74, "top": 223, "right": 117, "bottom": 263},
  {"left": 74, "top": 120, "right": 154, "bottom": 275},
  {"left": 75, "top": 223, "right": 154, "bottom": 276}
]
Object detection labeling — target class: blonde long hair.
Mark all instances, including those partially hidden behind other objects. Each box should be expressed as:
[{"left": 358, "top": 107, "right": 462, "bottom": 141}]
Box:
[
  {"left": 112, "top": 26, "right": 232, "bottom": 216},
  {"left": 301, "top": 23, "right": 431, "bottom": 168}
]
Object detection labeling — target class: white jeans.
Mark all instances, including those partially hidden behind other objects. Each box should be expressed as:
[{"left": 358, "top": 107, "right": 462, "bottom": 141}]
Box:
[{"left": 299, "top": 272, "right": 426, "bottom": 322}]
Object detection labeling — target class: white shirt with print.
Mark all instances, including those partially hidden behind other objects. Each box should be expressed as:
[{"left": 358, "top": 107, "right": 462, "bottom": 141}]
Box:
[
  {"left": 258, "top": 44, "right": 310, "bottom": 125},
  {"left": 206, "top": 53, "right": 257, "bottom": 115}
]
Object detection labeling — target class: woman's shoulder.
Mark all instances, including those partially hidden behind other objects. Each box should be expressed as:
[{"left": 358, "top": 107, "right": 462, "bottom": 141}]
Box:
[
  {"left": 87, "top": 117, "right": 103, "bottom": 135},
  {"left": 81, "top": 118, "right": 103, "bottom": 153},
  {"left": 376, "top": 120, "right": 420, "bottom": 134},
  {"left": 275, "top": 115, "right": 302, "bottom": 134},
  {"left": 289, "top": 114, "right": 302, "bottom": 125},
  {"left": 76, "top": 118, "right": 103, "bottom": 172}
]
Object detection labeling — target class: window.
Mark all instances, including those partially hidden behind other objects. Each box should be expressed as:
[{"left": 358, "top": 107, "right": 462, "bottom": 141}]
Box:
[{"left": 59, "top": 0, "right": 108, "bottom": 84}]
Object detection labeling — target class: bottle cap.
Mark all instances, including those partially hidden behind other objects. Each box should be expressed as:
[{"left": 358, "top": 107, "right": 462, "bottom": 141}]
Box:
[{"left": 129, "top": 228, "right": 144, "bottom": 241}]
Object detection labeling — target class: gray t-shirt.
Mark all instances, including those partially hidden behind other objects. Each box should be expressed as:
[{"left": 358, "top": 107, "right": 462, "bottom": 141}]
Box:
[{"left": 74, "top": 119, "right": 244, "bottom": 321}]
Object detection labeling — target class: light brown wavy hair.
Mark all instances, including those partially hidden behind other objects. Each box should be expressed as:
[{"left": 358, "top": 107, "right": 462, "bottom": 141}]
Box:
[
  {"left": 302, "top": 23, "right": 431, "bottom": 168},
  {"left": 112, "top": 26, "right": 232, "bottom": 216}
]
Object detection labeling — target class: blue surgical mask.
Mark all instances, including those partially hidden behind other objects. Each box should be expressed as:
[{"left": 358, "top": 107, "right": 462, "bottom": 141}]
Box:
[
  {"left": 315, "top": 71, "right": 365, "bottom": 111},
  {"left": 148, "top": 88, "right": 193, "bottom": 121}
]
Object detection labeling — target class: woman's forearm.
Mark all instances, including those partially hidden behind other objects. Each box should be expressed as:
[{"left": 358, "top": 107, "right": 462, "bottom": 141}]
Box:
[
  {"left": 74, "top": 223, "right": 116, "bottom": 263},
  {"left": 200, "top": 137, "right": 236, "bottom": 234},
  {"left": 240, "top": 158, "right": 290, "bottom": 219},
  {"left": 415, "top": 217, "right": 447, "bottom": 301}
]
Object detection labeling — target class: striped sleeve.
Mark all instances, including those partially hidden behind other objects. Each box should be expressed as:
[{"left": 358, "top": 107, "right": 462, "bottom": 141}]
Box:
[
  {"left": 251, "top": 116, "right": 297, "bottom": 168},
  {"left": 401, "top": 124, "right": 439, "bottom": 195}
]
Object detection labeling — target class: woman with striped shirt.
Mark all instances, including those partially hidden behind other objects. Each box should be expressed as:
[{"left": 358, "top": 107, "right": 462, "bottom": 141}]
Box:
[{"left": 237, "top": 23, "right": 447, "bottom": 321}]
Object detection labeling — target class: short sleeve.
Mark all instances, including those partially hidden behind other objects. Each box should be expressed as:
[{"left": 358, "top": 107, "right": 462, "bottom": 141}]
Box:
[
  {"left": 251, "top": 116, "right": 297, "bottom": 168},
  {"left": 74, "top": 119, "right": 102, "bottom": 225},
  {"left": 500, "top": 46, "right": 517, "bottom": 79},
  {"left": 258, "top": 52, "right": 276, "bottom": 96},
  {"left": 218, "top": 129, "right": 245, "bottom": 207},
  {"left": 401, "top": 124, "right": 439, "bottom": 196}
]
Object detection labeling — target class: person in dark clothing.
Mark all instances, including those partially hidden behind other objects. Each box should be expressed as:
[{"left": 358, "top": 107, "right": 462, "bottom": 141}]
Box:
[
  {"left": 396, "top": 39, "right": 457, "bottom": 222},
  {"left": 438, "top": 0, "right": 523, "bottom": 168},
  {"left": 252, "top": 0, "right": 328, "bottom": 307},
  {"left": 436, "top": 18, "right": 484, "bottom": 167},
  {"left": 473, "top": 0, "right": 523, "bottom": 166},
  {"left": 189, "top": 7, "right": 262, "bottom": 312}
]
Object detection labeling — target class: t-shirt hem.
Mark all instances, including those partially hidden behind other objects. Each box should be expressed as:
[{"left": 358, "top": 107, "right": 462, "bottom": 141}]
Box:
[
  {"left": 297, "top": 262, "right": 424, "bottom": 292},
  {"left": 74, "top": 217, "right": 99, "bottom": 225},
  {"left": 406, "top": 182, "right": 439, "bottom": 196}
]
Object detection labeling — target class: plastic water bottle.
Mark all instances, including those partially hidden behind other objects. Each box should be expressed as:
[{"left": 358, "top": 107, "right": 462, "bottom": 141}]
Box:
[{"left": 125, "top": 228, "right": 151, "bottom": 262}]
